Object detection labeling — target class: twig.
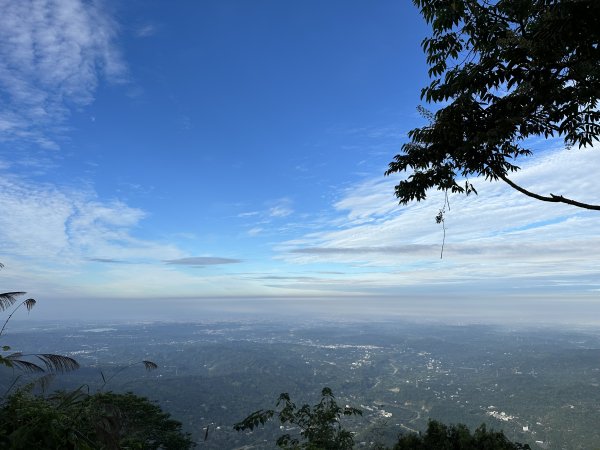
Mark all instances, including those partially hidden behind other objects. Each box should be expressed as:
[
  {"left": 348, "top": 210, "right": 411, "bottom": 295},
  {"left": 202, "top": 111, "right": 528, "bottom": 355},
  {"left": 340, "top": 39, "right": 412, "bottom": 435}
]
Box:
[{"left": 436, "top": 190, "right": 450, "bottom": 259}]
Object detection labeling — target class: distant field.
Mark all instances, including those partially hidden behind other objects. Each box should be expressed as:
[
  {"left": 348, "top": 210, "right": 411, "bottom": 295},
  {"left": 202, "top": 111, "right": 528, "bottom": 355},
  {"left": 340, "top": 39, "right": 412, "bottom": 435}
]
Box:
[{"left": 2, "top": 320, "right": 599, "bottom": 449}]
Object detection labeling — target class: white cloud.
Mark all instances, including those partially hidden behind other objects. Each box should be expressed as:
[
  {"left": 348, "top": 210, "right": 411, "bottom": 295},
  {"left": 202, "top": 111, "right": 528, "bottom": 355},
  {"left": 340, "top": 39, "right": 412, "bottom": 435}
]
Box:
[
  {"left": 0, "top": 176, "right": 295, "bottom": 300},
  {"left": 238, "top": 211, "right": 260, "bottom": 218},
  {"left": 278, "top": 147, "right": 600, "bottom": 292},
  {"left": 0, "top": 175, "right": 182, "bottom": 266},
  {"left": 269, "top": 198, "right": 294, "bottom": 218},
  {"left": 236, "top": 199, "right": 299, "bottom": 239},
  {"left": 248, "top": 227, "right": 263, "bottom": 236},
  {"left": 333, "top": 178, "right": 398, "bottom": 223},
  {"left": 134, "top": 23, "right": 158, "bottom": 38},
  {"left": 0, "top": 0, "right": 125, "bottom": 148},
  {"left": 0, "top": 174, "right": 235, "bottom": 301}
]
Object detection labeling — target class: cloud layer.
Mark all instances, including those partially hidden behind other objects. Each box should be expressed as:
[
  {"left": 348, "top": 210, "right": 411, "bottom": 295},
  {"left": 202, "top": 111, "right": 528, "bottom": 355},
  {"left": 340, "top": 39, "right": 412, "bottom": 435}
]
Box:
[
  {"left": 277, "top": 146, "right": 600, "bottom": 294},
  {"left": 164, "top": 257, "right": 242, "bottom": 266},
  {"left": 0, "top": 0, "right": 125, "bottom": 148},
  {"left": 0, "top": 175, "right": 179, "bottom": 263}
]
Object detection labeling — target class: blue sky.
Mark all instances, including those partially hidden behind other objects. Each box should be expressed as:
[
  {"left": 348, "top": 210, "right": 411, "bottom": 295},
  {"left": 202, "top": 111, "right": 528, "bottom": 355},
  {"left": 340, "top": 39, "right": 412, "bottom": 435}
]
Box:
[{"left": 0, "top": 0, "right": 598, "bottom": 323}]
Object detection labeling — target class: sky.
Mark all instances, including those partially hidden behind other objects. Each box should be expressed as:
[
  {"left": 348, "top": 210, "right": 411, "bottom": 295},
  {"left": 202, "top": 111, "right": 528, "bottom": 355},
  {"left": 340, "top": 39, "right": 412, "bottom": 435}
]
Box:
[{"left": 0, "top": 0, "right": 598, "bottom": 323}]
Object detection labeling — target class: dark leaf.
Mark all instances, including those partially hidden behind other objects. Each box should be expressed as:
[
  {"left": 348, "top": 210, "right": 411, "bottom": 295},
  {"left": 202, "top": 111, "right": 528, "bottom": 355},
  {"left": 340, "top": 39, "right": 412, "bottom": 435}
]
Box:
[
  {"left": 387, "top": 0, "right": 600, "bottom": 211},
  {"left": 0, "top": 292, "right": 26, "bottom": 312},
  {"left": 36, "top": 354, "right": 80, "bottom": 373},
  {"left": 142, "top": 360, "right": 158, "bottom": 371},
  {"left": 24, "top": 298, "right": 36, "bottom": 312}
]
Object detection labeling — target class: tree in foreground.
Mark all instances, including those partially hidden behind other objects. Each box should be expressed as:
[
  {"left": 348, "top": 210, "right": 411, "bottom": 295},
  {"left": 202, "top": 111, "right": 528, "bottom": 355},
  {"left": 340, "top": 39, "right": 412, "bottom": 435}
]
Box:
[
  {"left": 394, "top": 420, "right": 530, "bottom": 450},
  {"left": 0, "top": 389, "right": 195, "bottom": 449},
  {"left": 236, "top": 388, "right": 532, "bottom": 450},
  {"left": 386, "top": 0, "right": 600, "bottom": 210},
  {"left": 234, "top": 387, "right": 362, "bottom": 450}
]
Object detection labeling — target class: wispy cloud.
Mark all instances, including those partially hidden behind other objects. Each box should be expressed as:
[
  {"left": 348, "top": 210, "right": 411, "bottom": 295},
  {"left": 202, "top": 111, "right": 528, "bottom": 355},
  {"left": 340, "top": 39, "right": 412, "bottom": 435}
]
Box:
[
  {"left": 277, "top": 146, "right": 600, "bottom": 293},
  {"left": 0, "top": 175, "right": 291, "bottom": 299},
  {"left": 247, "top": 227, "right": 263, "bottom": 236},
  {"left": 87, "top": 258, "right": 128, "bottom": 264},
  {"left": 164, "top": 257, "right": 242, "bottom": 266},
  {"left": 134, "top": 23, "right": 158, "bottom": 38},
  {"left": 269, "top": 198, "right": 294, "bottom": 218},
  {"left": 0, "top": 174, "right": 183, "bottom": 270},
  {"left": 341, "top": 124, "right": 407, "bottom": 140},
  {"left": 238, "top": 211, "right": 260, "bottom": 218},
  {"left": 0, "top": 0, "right": 126, "bottom": 148},
  {"left": 236, "top": 199, "right": 296, "bottom": 238},
  {"left": 255, "top": 275, "right": 318, "bottom": 281},
  {"left": 291, "top": 245, "right": 437, "bottom": 256}
]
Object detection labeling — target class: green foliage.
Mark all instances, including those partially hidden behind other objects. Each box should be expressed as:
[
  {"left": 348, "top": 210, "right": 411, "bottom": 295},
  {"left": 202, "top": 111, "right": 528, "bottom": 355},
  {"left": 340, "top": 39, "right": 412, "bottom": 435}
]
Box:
[
  {"left": 0, "top": 269, "right": 79, "bottom": 376},
  {"left": 88, "top": 391, "right": 194, "bottom": 449},
  {"left": 394, "top": 420, "right": 531, "bottom": 450},
  {"left": 234, "top": 387, "right": 362, "bottom": 449},
  {"left": 99, "top": 360, "right": 159, "bottom": 391},
  {"left": 0, "top": 264, "right": 180, "bottom": 448},
  {"left": 386, "top": 0, "right": 600, "bottom": 210},
  {"left": 0, "top": 389, "right": 195, "bottom": 449}
]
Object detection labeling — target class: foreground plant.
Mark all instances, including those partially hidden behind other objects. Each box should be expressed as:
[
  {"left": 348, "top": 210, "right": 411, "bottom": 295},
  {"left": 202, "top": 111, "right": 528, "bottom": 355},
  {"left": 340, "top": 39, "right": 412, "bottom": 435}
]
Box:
[
  {"left": 235, "top": 387, "right": 362, "bottom": 450},
  {"left": 0, "top": 388, "right": 195, "bottom": 449},
  {"left": 0, "top": 264, "right": 79, "bottom": 383}
]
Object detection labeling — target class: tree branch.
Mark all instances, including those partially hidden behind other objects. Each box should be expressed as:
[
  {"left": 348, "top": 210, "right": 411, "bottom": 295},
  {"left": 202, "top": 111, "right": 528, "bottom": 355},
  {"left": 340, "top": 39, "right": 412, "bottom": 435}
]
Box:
[{"left": 497, "top": 173, "right": 600, "bottom": 210}]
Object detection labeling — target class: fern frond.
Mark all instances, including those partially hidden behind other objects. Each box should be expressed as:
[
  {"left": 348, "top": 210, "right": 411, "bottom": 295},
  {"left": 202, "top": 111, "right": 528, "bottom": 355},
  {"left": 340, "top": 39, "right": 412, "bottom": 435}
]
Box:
[
  {"left": 6, "top": 353, "right": 45, "bottom": 372},
  {"left": 0, "top": 297, "right": 37, "bottom": 337},
  {"left": 24, "top": 298, "right": 36, "bottom": 311},
  {"left": 142, "top": 360, "right": 158, "bottom": 371},
  {"left": 36, "top": 354, "right": 80, "bottom": 373},
  {"left": 4, "top": 352, "right": 79, "bottom": 373},
  {"left": 99, "top": 359, "right": 158, "bottom": 390},
  {"left": 0, "top": 292, "right": 26, "bottom": 311}
]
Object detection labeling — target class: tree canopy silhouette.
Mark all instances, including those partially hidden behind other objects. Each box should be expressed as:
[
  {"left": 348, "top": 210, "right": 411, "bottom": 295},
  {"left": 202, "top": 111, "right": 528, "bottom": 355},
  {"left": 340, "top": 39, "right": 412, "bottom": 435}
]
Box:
[
  {"left": 386, "top": 0, "right": 600, "bottom": 210},
  {"left": 394, "top": 420, "right": 530, "bottom": 450},
  {"left": 234, "top": 387, "right": 362, "bottom": 450},
  {"left": 0, "top": 389, "right": 195, "bottom": 449}
]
